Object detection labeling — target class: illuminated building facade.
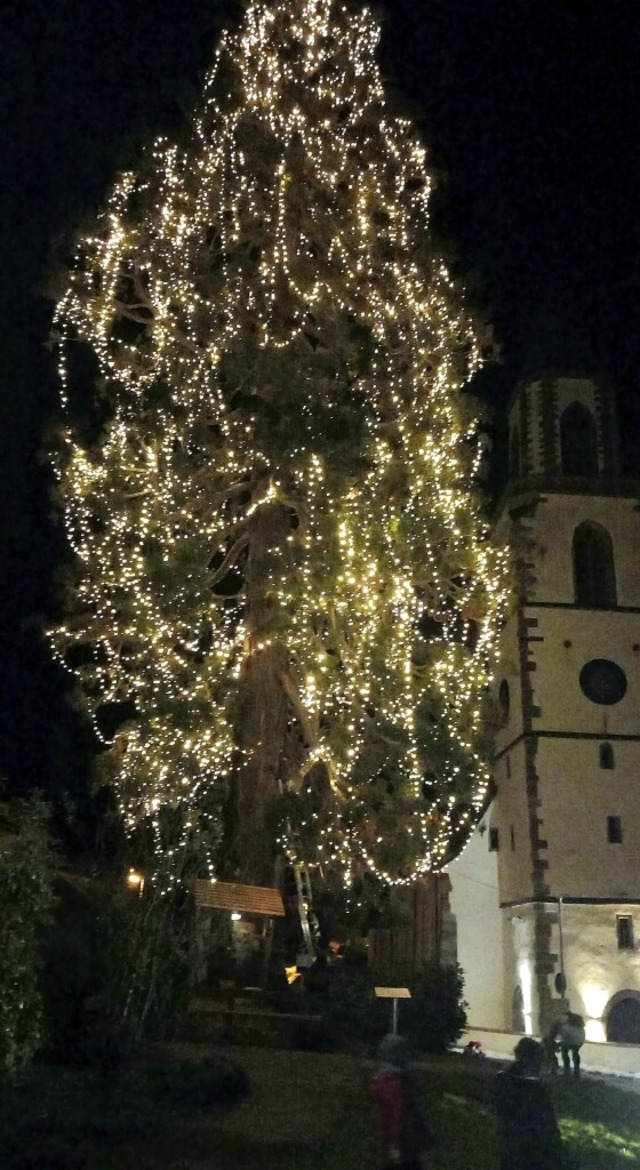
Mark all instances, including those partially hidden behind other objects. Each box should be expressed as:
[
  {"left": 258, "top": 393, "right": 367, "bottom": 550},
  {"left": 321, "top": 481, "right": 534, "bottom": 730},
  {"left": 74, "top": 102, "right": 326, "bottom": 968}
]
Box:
[{"left": 449, "top": 373, "right": 640, "bottom": 1041}]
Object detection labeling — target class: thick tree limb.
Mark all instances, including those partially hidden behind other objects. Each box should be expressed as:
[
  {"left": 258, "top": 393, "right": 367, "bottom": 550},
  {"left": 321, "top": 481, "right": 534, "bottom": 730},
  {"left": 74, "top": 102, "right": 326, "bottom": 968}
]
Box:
[
  {"left": 278, "top": 669, "right": 318, "bottom": 750},
  {"left": 207, "top": 532, "right": 250, "bottom": 587}
]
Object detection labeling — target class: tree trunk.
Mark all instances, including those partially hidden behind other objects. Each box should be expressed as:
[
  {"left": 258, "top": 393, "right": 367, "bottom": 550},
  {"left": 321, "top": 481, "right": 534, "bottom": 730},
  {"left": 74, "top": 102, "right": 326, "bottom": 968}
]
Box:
[{"left": 233, "top": 500, "right": 292, "bottom": 884}]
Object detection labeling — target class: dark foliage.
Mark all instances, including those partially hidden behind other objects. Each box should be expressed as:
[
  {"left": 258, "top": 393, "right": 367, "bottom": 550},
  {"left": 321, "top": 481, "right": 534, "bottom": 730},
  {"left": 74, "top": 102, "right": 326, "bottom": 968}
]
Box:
[
  {"left": 144, "top": 1054, "right": 250, "bottom": 1109},
  {"left": 406, "top": 963, "right": 467, "bottom": 1052},
  {"left": 0, "top": 1123, "right": 87, "bottom": 1170},
  {"left": 0, "top": 1053, "right": 250, "bottom": 1170}
]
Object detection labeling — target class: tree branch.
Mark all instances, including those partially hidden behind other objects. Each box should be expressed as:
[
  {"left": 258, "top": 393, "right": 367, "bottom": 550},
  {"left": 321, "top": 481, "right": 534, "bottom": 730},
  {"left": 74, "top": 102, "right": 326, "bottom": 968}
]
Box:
[
  {"left": 278, "top": 669, "right": 318, "bottom": 750},
  {"left": 113, "top": 300, "right": 155, "bottom": 325},
  {"left": 207, "top": 533, "right": 250, "bottom": 588}
]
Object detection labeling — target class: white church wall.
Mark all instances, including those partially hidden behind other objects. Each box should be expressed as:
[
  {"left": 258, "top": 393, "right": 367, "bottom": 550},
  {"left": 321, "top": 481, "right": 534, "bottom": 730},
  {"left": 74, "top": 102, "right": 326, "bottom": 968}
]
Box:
[
  {"left": 504, "top": 906, "right": 539, "bottom": 1033},
  {"left": 492, "top": 610, "right": 523, "bottom": 755},
  {"left": 447, "top": 825, "right": 505, "bottom": 1028},
  {"left": 526, "top": 607, "right": 640, "bottom": 739},
  {"left": 537, "top": 737, "right": 640, "bottom": 899},
  {"left": 558, "top": 903, "right": 640, "bottom": 1041},
  {"left": 492, "top": 739, "right": 533, "bottom": 904},
  {"left": 529, "top": 494, "right": 640, "bottom": 605}
]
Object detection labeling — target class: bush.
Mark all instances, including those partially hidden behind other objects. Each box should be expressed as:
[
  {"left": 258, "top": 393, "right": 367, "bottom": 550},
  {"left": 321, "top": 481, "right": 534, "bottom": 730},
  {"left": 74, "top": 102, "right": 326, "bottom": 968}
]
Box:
[
  {"left": 406, "top": 963, "right": 467, "bottom": 1052},
  {"left": 325, "top": 961, "right": 387, "bottom": 1043},
  {"left": 41, "top": 850, "right": 202, "bottom": 1068},
  {"left": 59, "top": 995, "right": 129, "bottom": 1073},
  {"left": 0, "top": 799, "right": 55, "bottom": 1084},
  {"left": 147, "top": 1055, "right": 250, "bottom": 1109},
  {"left": 288, "top": 956, "right": 467, "bottom": 1054},
  {"left": 0, "top": 1123, "right": 86, "bottom": 1170},
  {"left": 95, "top": 877, "right": 198, "bottom": 1049},
  {"left": 41, "top": 873, "right": 106, "bottom": 1069}
]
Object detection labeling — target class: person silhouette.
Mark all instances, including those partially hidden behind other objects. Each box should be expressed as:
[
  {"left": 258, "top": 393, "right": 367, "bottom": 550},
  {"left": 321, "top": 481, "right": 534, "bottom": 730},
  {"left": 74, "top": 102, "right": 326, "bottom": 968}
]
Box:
[
  {"left": 372, "top": 1034, "right": 435, "bottom": 1169},
  {"left": 558, "top": 1011, "right": 586, "bottom": 1079},
  {"left": 492, "top": 1037, "right": 576, "bottom": 1169}
]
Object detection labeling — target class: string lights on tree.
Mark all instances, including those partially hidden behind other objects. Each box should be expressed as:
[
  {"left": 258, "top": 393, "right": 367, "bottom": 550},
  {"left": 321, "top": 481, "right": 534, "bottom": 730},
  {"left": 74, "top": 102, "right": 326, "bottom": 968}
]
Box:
[{"left": 50, "top": 0, "right": 509, "bottom": 890}]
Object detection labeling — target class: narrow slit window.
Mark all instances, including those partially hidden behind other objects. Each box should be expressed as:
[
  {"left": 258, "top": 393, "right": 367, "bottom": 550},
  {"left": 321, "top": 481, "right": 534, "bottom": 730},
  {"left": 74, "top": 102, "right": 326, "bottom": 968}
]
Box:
[
  {"left": 616, "top": 916, "right": 634, "bottom": 950},
  {"left": 607, "top": 815, "right": 622, "bottom": 844},
  {"left": 489, "top": 827, "right": 500, "bottom": 852},
  {"left": 599, "top": 742, "right": 615, "bottom": 769},
  {"left": 510, "top": 426, "right": 521, "bottom": 479}
]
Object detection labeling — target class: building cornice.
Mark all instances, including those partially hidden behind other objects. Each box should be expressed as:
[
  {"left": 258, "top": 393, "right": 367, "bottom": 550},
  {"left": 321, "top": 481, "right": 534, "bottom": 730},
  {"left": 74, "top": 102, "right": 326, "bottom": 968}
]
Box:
[
  {"left": 492, "top": 477, "right": 640, "bottom": 527},
  {"left": 494, "top": 730, "right": 640, "bottom": 761},
  {"left": 523, "top": 601, "right": 640, "bottom": 613},
  {"left": 500, "top": 896, "right": 640, "bottom": 910}
]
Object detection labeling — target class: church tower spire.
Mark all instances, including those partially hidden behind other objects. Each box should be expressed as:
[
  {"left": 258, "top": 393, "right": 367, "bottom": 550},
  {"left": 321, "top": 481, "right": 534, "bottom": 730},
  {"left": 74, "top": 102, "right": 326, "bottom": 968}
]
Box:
[{"left": 507, "top": 373, "right": 621, "bottom": 487}]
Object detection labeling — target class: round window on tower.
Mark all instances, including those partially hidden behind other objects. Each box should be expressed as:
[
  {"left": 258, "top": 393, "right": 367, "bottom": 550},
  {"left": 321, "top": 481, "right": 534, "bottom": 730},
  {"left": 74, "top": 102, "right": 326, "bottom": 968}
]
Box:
[{"left": 579, "top": 659, "right": 627, "bottom": 706}]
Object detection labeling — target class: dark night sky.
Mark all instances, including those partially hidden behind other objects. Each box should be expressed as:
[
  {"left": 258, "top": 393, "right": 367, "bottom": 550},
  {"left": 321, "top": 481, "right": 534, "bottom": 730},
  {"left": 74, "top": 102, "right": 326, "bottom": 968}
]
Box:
[{"left": 1, "top": 0, "right": 639, "bottom": 835}]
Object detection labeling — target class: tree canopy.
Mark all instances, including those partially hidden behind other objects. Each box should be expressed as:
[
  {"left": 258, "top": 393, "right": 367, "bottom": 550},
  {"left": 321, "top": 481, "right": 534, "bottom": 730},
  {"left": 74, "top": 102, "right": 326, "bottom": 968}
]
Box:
[{"left": 50, "top": 0, "right": 508, "bottom": 889}]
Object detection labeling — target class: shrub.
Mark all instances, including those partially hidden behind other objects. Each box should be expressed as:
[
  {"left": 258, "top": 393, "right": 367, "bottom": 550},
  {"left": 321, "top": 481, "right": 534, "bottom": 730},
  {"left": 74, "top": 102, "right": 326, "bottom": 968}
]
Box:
[
  {"left": 325, "top": 960, "right": 387, "bottom": 1043},
  {"left": 406, "top": 963, "right": 467, "bottom": 1052},
  {"left": 148, "top": 1055, "right": 250, "bottom": 1109},
  {"left": 0, "top": 799, "right": 55, "bottom": 1084},
  {"left": 0, "top": 1123, "right": 86, "bottom": 1170},
  {"left": 95, "top": 875, "right": 198, "bottom": 1049}
]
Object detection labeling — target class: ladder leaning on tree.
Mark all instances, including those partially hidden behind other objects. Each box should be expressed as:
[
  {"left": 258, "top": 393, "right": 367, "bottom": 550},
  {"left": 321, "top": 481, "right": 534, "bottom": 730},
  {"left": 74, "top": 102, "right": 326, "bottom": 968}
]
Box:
[{"left": 293, "top": 864, "right": 318, "bottom": 962}]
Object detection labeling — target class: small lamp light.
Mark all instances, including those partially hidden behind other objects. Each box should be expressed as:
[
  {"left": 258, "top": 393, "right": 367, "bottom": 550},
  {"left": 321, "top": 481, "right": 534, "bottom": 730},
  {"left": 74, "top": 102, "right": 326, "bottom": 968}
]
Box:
[{"left": 127, "top": 869, "right": 144, "bottom": 894}]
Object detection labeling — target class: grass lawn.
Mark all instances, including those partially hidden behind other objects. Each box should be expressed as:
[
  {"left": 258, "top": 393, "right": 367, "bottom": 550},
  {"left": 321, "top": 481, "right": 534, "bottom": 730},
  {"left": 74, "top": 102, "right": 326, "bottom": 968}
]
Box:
[
  {"left": 292, "top": 1059, "right": 640, "bottom": 1170},
  {"left": 2, "top": 1044, "right": 639, "bottom": 1169}
]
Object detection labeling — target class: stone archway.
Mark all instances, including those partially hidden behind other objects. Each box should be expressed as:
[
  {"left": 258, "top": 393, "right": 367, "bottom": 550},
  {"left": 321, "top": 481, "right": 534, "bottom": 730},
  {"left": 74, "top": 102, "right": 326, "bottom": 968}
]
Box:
[{"left": 605, "top": 991, "right": 640, "bottom": 1043}]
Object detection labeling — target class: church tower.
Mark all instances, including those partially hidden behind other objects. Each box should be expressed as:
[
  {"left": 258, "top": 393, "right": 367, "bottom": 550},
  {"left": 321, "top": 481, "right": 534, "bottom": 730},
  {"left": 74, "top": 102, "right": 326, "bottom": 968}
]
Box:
[{"left": 488, "top": 372, "right": 640, "bottom": 1040}]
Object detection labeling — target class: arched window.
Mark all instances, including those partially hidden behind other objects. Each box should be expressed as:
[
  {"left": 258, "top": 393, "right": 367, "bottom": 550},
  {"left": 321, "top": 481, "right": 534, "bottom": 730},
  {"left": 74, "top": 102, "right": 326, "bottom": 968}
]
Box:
[
  {"left": 560, "top": 401, "right": 599, "bottom": 476},
  {"left": 510, "top": 426, "right": 521, "bottom": 479},
  {"left": 606, "top": 993, "right": 640, "bottom": 1043},
  {"left": 573, "top": 521, "right": 616, "bottom": 608}
]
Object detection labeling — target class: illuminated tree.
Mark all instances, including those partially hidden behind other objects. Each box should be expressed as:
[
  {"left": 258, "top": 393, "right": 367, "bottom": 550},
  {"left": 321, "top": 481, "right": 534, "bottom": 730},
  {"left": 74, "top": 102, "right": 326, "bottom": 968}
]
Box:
[{"left": 50, "top": 0, "right": 508, "bottom": 888}]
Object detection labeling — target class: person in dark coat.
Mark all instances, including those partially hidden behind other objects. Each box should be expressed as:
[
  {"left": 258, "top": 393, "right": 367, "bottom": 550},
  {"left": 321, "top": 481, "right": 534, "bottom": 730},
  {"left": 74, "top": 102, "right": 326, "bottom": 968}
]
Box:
[
  {"left": 492, "top": 1037, "right": 576, "bottom": 1170},
  {"left": 372, "top": 1034, "right": 435, "bottom": 1170},
  {"left": 542, "top": 1019, "right": 561, "bottom": 1075}
]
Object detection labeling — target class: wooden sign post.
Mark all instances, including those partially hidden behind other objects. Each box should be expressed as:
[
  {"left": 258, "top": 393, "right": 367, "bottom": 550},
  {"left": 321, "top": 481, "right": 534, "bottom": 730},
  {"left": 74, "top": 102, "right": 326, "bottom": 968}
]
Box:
[{"left": 374, "top": 986, "right": 411, "bottom": 1034}]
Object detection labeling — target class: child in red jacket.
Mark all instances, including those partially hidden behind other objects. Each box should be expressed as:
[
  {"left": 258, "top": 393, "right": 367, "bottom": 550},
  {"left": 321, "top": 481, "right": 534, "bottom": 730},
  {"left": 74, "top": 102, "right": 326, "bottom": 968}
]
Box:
[{"left": 372, "top": 1034, "right": 435, "bottom": 1170}]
